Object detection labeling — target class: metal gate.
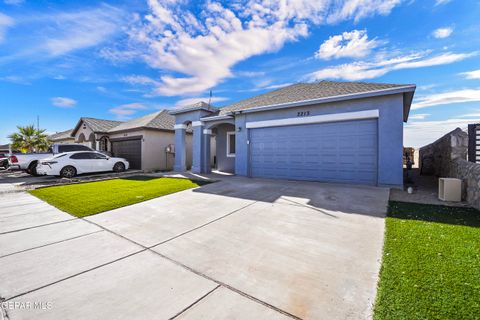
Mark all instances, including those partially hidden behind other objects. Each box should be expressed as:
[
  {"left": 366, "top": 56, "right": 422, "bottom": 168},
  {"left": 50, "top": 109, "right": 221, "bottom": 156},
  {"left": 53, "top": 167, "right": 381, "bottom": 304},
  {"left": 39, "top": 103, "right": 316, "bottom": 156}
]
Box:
[{"left": 468, "top": 123, "right": 480, "bottom": 163}]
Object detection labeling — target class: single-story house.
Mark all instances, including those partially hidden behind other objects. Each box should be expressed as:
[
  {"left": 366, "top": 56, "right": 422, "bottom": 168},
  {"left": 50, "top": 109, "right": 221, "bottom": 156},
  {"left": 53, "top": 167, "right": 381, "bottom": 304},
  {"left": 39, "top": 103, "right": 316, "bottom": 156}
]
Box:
[
  {"left": 170, "top": 81, "right": 416, "bottom": 187},
  {"left": 47, "top": 129, "right": 75, "bottom": 144},
  {"left": 71, "top": 117, "right": 123, "bottom": 150},
  {"left": 71, "top": 110, "right": 193, "bottom": 171},
  {"left": 0, "top": 144, "right": 11, "bottom": 153}
]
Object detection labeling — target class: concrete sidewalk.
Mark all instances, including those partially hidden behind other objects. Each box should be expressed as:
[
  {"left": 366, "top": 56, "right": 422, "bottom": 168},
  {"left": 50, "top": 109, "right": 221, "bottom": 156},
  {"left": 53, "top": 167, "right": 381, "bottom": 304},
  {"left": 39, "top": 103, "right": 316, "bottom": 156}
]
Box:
[{"left": 0, "top": 178, "right": 389, "bottom": 320}]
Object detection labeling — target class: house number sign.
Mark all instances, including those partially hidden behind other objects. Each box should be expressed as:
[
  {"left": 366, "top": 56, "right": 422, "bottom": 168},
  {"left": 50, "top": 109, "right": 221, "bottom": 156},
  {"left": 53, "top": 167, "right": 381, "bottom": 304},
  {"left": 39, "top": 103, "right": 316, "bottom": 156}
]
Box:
[{"left": 297, "top": 111, "right": 310, "bottom": 117}]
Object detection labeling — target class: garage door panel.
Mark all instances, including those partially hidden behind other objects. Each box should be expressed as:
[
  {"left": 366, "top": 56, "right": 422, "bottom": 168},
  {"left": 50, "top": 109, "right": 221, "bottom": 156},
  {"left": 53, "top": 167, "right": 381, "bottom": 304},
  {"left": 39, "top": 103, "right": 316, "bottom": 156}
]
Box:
[
  {"left": 111, "top": 139, "right": 142, "bottom": 170},
  {"left": 249, "top": 119, "right": 378, "bottom": 185}
]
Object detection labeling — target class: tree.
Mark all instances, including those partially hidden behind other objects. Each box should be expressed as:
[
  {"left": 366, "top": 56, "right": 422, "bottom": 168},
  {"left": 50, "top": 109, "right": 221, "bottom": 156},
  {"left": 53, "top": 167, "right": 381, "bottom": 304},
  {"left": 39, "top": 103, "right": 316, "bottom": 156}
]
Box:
[{"left": 8, "top": 125, "right": 49, "bottom": 153}]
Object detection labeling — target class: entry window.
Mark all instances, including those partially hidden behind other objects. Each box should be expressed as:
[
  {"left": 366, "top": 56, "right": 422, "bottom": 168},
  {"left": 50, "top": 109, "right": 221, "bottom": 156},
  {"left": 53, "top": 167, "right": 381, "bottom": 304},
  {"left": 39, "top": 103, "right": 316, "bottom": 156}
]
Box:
[{"left": 227, "top": 132, "right": 236, "bottom": 157}]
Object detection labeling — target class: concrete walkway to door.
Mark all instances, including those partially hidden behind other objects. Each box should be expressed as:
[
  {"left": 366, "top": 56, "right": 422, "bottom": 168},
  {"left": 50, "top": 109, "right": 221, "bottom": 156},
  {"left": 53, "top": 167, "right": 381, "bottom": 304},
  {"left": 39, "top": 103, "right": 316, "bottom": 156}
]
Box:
[{"left": 1, "top": 176, "right": 389, "bottom": 320}]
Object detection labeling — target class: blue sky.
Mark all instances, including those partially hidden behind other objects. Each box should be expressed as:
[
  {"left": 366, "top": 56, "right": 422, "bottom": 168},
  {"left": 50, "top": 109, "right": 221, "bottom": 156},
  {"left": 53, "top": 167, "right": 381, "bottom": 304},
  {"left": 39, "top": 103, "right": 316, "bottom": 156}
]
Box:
[{"left": 0, "top": 0, "right": 479, "bottom": 147}]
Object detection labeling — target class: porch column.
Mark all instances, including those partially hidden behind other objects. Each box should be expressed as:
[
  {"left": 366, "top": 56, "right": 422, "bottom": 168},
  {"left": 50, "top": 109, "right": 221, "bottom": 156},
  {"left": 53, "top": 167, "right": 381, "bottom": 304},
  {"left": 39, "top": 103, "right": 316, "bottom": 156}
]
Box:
[
  {"left": 191, "top": 121, "right": 204, "bottom": 173},
  {"left": 202, "top": 128, "right": 212, "bottom": 174},
  {"left": 174, "top": 124, "right": 187, "bottom": 172}
]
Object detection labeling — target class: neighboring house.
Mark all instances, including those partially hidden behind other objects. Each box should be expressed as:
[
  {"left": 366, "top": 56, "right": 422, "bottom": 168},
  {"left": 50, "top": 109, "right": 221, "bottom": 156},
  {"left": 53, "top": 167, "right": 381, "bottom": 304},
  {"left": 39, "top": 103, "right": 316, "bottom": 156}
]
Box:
[
  {"left": 71, "top": 117, "right": 123, "bottom": 150},
  {"left": 47, "top": 129, "right": 75, "bottom": 144},
  {"left": 106, "top": 110, "right": 193, "bottom": 171},
  {"left": 71, "top": 111, "right": 193, "bottom": 171},
  {"left": 170, "top": 81, "right": 416, "bottom": 187},
  {"left": 0, "top": 144, "right": 10, "bottom": 153}
]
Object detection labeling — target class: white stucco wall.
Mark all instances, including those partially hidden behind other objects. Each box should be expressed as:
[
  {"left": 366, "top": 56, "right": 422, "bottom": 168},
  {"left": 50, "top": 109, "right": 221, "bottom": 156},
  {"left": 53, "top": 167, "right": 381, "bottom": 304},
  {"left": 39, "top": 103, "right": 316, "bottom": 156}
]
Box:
[
  {"left": 108, "top": 129, "right": 192, "bottom": 171},
  {"left": 74, "top": 121, "right": 95, "bottom": 148}
]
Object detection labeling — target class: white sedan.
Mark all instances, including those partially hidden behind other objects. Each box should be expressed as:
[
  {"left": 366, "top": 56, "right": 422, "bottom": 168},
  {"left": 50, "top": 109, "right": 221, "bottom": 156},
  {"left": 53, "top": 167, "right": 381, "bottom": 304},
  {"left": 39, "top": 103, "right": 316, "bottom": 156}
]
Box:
[{"left": 36, "top": 151, "right": 130, "bottom": 178}]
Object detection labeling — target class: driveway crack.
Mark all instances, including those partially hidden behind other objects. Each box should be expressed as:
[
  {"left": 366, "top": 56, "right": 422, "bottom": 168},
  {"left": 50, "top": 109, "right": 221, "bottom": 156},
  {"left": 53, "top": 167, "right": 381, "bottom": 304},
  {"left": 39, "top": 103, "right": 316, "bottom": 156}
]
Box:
[
  {"left": 4, "top": 249, "right": 147, "bottom": 301},
  {"left": 0, "top": 230, "right": 104, "bottom": 259},
  {"left": 151, "top": 251, "right": 303, "bottom": 320},
  {"left": 168, "top": 285, "right": 220, "bottom": 320},
  {"left": 150, "top": 200, "right": 258, "bottom": 248}
]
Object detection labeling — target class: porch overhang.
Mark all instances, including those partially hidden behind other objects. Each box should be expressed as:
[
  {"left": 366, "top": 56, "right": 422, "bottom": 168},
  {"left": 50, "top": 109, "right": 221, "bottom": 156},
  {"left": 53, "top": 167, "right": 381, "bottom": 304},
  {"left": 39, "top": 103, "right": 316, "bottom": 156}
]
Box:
[{"left": 200, "top": 114, "right": 234, "bottom": 122}]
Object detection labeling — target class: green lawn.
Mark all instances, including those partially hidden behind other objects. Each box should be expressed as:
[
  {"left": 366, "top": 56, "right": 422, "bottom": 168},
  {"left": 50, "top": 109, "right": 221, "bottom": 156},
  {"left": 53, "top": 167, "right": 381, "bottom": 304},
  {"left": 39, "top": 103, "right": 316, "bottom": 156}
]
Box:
[
  {"left": 374, "top": 201, "right": 480, "bottom": 320},
  {"left": 29, "top": 176, "right": 207, "bottom": 217}
]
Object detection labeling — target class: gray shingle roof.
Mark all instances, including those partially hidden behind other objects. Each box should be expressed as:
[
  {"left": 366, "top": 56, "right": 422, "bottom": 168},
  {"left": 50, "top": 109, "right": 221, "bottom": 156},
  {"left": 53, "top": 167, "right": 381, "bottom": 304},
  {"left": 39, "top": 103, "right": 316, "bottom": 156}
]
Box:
[
  {"left": 219, "top": 81, "right": 414, "bottom": 115},
  {"left": 108, "top": 110, "right": 175, "bottom": 133},
  {"left": 48, "top": 129, "right": 73, "bottom": 141},
  {"left": 169, "top": 101, "right": 218, "bottom": 115},
  {"left": 82, "top": 118, "right": 124, "bottom": 132}
]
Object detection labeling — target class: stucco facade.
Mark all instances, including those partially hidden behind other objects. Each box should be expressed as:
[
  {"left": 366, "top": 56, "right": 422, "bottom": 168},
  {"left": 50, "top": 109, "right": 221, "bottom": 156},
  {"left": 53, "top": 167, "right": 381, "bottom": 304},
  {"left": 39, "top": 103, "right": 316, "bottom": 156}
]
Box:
[
  {"left": 71, "top": 113, "right": 192, "bottom": 171},
  {"left": 170, "top": 82, "right": 415, "bottom": 188},
  {"left": 107, "top": 129, "right": 192, "bottom": 171}
]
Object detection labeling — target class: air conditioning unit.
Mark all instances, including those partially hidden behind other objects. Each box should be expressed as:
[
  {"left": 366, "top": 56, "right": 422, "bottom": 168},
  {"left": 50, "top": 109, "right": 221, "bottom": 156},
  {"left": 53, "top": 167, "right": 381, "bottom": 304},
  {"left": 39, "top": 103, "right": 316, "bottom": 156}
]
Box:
[{"left": 438, "top": 178, "right": 462, "bottom": 202}]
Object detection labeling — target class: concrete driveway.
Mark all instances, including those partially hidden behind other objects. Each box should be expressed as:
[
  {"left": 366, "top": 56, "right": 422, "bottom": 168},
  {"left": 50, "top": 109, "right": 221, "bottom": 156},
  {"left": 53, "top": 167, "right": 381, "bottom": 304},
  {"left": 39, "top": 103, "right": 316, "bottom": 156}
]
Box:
[{"left": 0, "top": 176, "right": 389, "bottom": 320}]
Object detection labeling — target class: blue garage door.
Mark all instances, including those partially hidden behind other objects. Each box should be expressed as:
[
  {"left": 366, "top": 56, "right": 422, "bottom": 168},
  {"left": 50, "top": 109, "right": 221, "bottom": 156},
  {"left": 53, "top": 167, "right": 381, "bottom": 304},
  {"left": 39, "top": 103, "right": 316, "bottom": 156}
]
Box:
[{"left": 249, "top": 119, "right": 378, "bottom": 185}]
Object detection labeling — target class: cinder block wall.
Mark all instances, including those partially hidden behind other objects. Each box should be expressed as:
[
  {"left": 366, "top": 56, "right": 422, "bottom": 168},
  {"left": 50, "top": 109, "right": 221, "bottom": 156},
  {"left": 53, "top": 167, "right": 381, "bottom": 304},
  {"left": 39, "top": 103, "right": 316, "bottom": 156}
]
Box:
[
  {"left": 419, "top": 128, "right": 468, "bottom": 176},
  {"left": 450, "top": 159, "right": 480, "bottom": 210},
  {"left": 419, "top": 127, "right": 480, "bottom": 210}
]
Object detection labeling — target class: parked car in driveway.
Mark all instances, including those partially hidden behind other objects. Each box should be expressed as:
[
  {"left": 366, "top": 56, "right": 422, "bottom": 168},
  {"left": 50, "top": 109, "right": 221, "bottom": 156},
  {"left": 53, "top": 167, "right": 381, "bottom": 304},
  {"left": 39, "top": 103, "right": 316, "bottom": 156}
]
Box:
[
  {"left": 9, "top": 144, "right": 93, "bottom": 175},
  {"left": 36, "top": 151, "right": 129, "bottom": 178}
]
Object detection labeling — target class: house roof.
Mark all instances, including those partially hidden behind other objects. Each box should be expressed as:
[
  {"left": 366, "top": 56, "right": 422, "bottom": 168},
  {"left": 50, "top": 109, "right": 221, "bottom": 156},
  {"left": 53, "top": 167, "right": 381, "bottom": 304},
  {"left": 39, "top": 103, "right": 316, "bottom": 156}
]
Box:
[
  {"left": 169, "top": 101, "right": 218, "bottom": 115},
  {"left": 108, "top": 110, "right": 175, "bottom": 133},
  {"left": 48, "top": 129, "right": 73, "bottom": 141},
  {"left": 219, "top": 81, "right": 416, "bottom": 116},
  {"left": 72, "top": 117, "right": 124, "bottom": 136}
]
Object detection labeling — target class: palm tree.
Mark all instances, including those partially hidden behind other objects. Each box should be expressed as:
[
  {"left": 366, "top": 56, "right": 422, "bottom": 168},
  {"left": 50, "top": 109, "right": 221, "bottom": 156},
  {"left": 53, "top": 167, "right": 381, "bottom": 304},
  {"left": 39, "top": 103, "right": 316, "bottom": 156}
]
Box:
[{"left": 8, "top": 125, "right": 49, "bottom": 153}]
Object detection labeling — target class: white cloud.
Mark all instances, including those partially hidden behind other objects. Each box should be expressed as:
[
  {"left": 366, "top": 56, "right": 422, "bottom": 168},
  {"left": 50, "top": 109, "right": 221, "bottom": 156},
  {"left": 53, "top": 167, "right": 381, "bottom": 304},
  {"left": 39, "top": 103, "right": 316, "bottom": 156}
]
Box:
[
  {"left": 408, "top": 113, "right": 430, "bottom": 120},
  {"left": 309, "top": 51, "right": 474, "bottom": 81},
  {"left": 109, "top": 103, "right": 147, "bottom": 120},
  {"left": 326, "top": 0, "right": 403, "bottom": 23},
  {"left": 405, "top": 118, "right": 478, "bottom": 148},
  {"left": 4, "top": 0, "right": 24, "bottom": 5},
  {"left": 417, "top": 84, "right": 437, "bottom": 91},
  {"left": 236, "top": 71, "right": 266, "bottom": 77},
  {"left": 435, "top": 0, "right": 452, "bottom": 6},
  {"left": 121, "top": 75, "right": 160, "bottom": 86},
  {"left": 0, "top": 12, "right": 14, "bottom": 43},
  {"left": 43, "top": 5, "right": 125, "bottom": 56},
  {"left": 51, "top": 97, "right": 77, "bottom": 108},
  {"left": 109, "top": 0, "right": 404, "bottom": 96},
  {"left": 175, "top": 96, "right": 228, "bottom": 108},
  {"left": 315, "top": 29, "right": 379, "bottom": 60},
  {"left": 265, "top": 82, "right": 294, "bottom": 90},
  {"left": 0, "top": 75, "right": 30, "bottom": 84},
  {"left": 412, "top": 89, "right": 480, "bottom": 109},
  {"left": 461, "top": 69, "right": 480, "bottom": 79},
  {"left": 432, "top": 27, "right": 453, "bottom": 39},
  {"left": 460, "top": 112, "right": 480, "bottom": 118}
]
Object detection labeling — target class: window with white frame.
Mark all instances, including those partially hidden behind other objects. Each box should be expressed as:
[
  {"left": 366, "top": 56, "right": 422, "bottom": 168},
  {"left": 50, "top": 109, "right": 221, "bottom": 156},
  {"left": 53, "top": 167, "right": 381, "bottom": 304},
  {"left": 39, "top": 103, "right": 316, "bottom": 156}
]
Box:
[{"left": 226, "top": 131, "right": 236, "bottom": 157}]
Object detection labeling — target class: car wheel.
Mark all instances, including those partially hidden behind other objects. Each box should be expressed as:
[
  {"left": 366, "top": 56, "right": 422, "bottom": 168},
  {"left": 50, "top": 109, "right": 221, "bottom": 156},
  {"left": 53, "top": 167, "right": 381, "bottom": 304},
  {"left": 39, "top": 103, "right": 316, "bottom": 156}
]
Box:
[
  {"left": 113, "top": 162, "right": 126, "bottom": 173},
  {"left": 60, "top": 166, "right": 77, "bottom": 178},
  {"left": 1, "top": 160, "right": 7, "bottom": 169},
  {"left": 28, "top": 161, "right": 39, "bottom": 176}
]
